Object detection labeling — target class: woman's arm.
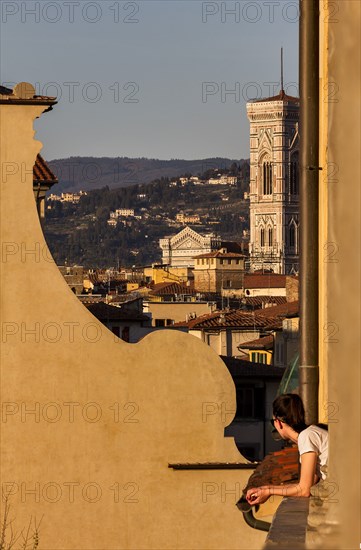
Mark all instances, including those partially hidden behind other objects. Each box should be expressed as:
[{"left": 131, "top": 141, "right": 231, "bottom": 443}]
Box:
[{"left": 246, "top": 451, "right": 318, "bottom": 505}]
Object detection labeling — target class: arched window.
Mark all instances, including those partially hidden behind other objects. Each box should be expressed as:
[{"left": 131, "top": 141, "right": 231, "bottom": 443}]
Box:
[
  {"left": 260, "top": 228, "right": 265, "bottom": 247},
  {"left": 290, "top": 152, "right": 299, "bottom": 195},
  {"left": 262, "top": 161, "right": 272, "bottom": 195},
  {"left": 268, "top": 228, "right": 273, "bottom": 246}
]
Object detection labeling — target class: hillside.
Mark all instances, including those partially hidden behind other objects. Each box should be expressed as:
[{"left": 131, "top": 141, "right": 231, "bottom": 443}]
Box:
[
  {"left": 44, "top": 164, "right": 250, "bottom": 269},
  {"left": 48, "top": 156, "right": 248, "bottom": 193}
]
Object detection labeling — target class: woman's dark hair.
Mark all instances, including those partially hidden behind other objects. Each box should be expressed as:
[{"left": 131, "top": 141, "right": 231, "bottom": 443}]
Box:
[{"left": 272, "top": 393, "right": 307, "bottom": 433}]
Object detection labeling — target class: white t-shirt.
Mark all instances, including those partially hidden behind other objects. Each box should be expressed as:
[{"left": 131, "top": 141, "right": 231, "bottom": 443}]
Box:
[{"left": 297, "top": 425, "right": 328, "bottom": 480}]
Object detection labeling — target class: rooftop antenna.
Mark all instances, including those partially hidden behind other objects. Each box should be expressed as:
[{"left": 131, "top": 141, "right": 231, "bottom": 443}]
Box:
[{"left": 281, "top": 47, "right": 284, "bottom": 95}]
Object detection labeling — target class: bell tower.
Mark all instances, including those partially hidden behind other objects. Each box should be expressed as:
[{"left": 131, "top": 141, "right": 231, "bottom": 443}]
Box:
[{"left": 246, "top": 54, "right": 300, "bottom": 274}]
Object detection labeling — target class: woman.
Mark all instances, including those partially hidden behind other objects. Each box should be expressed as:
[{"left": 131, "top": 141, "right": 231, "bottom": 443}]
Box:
[{"left": 246, "top": 393, "right": 328, "bottom": 505}]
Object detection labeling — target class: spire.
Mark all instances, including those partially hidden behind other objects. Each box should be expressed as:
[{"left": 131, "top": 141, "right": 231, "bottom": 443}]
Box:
[{"left": 280, "top": 47, "right": 285, "bottom": 98}]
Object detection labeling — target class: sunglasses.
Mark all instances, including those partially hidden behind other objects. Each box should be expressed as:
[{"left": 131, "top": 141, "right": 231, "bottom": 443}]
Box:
[{"left": 270, "top": 417, "right": 284, "bottom": 428}]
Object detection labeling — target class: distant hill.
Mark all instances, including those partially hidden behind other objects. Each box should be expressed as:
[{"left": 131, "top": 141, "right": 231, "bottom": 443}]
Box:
[{"left": 48, "top": 157, "right": 249, "bottom": 194}]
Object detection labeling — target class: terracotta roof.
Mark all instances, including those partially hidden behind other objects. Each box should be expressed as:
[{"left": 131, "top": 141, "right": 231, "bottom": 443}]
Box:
[
  {"left": 85, "top": 301, "right": 148, "bottom": 322},
  {"left": 253, "top": 89, "right": 299, "bottom": 104},
  {"left": 150, "top": 282, "right": 196, "bottom": 296},
  {"left": 173, "top": 309, "right": 282, "bottom": 330},
  {"left": 244, "top": 273, "right": 288, "bottom": 289},
  {"left": 238, "top": 334, "right": 274, "bottom": 350},
  {"left": 243, "top": 296, "right": 287, "bottom": 308},
  {"left": 243, "top": 446, "right": 299, "bottom": 494},
  {"left": 194, "top": 251, "right": 245, "bottom": 259},
  {"left": 222, "top": 356, "right": 285, "bottom": 378},
  {"left": 255, "top": 300, "right": 299, "bottom": 319},
  {"left": 33, "top": 154, "right": 58, "bottom": 184}
]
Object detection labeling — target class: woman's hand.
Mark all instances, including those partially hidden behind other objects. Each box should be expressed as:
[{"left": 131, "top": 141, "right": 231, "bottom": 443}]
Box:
[{"left": 246, "top": 486, "right": 270, "bottom": 505}]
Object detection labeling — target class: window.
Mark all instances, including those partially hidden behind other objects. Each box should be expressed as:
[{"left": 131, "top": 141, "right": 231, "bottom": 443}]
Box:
[
  {"left": 251, "top": 352, "right": 267, "bottom": 364},
  {"left": 235, "top": 386, "right": 264, "bottom": 419},
  {"left": 260, "top": 228, "right": 265, "bottom": 247},
  {"left": 289, "top": 224, "right": 295, "bottom": 248},
  {"left": 228, "top": 259, "right": 232, "bottom": 265},
  {"left": 290, "top": 153, "right": 299, "bottom": 195},
  {"left": 268, "top": 228, "right": 273, "bottom": 246},
  {"left": 263, "top": 161, "right": 273, "bottom": 195}
]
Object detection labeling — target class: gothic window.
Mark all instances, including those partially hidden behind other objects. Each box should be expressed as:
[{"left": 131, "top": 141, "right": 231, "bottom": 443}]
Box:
[
  {"left": 268, "top": 228, "right": 273, "bottom": 246},
  {"left": 289, "top": 224, "right": 295, "bottom": 247},
  {"left": 290, "top": 152, "right": 299, "bottom": 195},
  {"left": 260, "top": 228, "right": 265, "bottom": 247},
  {"left": 262, "top": 160, "right": 273, "bottom": 195}
]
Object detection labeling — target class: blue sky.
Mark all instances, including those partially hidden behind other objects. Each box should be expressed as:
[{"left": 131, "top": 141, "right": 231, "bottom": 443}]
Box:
[{"left": 1, "top": 1, "right": 299, "bottom": 160}]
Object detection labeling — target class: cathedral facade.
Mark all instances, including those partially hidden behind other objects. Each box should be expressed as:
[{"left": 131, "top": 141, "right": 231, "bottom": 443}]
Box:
[{"left": 247, "top": 90, "right": 300, "bottom": 274}]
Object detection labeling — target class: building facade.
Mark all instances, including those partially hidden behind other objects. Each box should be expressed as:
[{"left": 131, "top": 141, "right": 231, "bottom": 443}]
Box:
[
  {"left": 193, "top": 250, "right": 245, "bottom": 293},
  {"left": 159, "top": 226, "right": 221, "bottom": 268},
  {"left": 247, "top": 90, "right": 300, "bottom": 274}
]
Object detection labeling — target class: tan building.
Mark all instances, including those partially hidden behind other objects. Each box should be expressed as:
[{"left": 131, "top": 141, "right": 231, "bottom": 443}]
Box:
[
  {"left": 175, "top": 213, "right": 201, "bottom": 224},
  {"left": 193, "top": 250, "right": 245, "bottom": 293},
  {"left": 143, "top": 264, "right": 191, "bottom": 284}
]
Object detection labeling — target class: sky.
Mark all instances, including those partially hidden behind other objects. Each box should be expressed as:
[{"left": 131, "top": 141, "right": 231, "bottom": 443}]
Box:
[{"left": 1, "top": 1, "right": 299, "bottom": 160}]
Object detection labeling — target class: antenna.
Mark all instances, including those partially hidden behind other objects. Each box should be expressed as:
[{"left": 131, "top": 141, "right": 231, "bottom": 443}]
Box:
[{"left": 281, "top": 47, "right": 284, "bottom": 93}]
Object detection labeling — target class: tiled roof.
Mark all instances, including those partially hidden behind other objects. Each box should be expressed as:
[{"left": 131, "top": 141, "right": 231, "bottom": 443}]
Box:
[
  {"left": 33, "top": 154, "right": 58, "bottom": 184},
  {"left": 243, "top": 446, "right": 299, "bottom": 494},
  {"left": 193, "top": 251, "right": 245, "bottom": 259},
  {"left": 238, "top": 334, "right": 274, "bottom": 350},
  {"left": 150, "top": 282, "right": 196, "bottom": 296},
  {"left": 85, "top": 301, "right": 148, "bottom": 322},
  {"left": 254, "top": 300, "right": 299, "bottom": 319},
  {"left": 243, "top": 296, "right": 287, "bottom": 308},
  {"left": 253, "top": 89, "right": 299, "bottom": 104},
  {"left": 173, "top": 309, "right": 282, "bottom": 330},
  {"left": 222, "top": 356, "right": 285, "bottom": 378},
  {"left": 244, "top": 274, "right": 288, "bottom": 289}
]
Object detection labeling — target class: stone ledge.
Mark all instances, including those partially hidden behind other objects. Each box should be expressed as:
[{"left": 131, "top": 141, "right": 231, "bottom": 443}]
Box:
[{"left": 264, "top": 497, "right": 309, "bottom": 549}]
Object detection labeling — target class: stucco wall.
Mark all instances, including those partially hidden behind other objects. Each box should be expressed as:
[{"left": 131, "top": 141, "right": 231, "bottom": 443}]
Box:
[
  {"left": 0, "top": 99, "right": 267, "bottom": 549},
  {"left": 318, "top": 1, "right": 361, "bottom": 547}
]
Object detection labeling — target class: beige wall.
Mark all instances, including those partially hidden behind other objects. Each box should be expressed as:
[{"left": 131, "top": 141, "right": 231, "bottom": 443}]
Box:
[
  {"left": 317, "top": 2, "right": 361, "bottom": 547},
  {"left": 0, "top": 97, "right": 267, "bottom": 548}
]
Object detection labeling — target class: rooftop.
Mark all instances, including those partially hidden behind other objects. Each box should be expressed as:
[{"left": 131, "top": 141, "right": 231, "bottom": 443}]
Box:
[
  {"left": 0, "top": 82, "right": 56, "bottom": 105},
  {"left": 244, "top": 273, "right": 289, "bottom": 289},
  {"left": 173, "top": 309, "right": 283, "bottom": 330},
  {"left": 243, "top": 296, "right": 287, "bottom": 308},
  {"left": 84, "top": 301, "right": 148, "bottom": 322},
  {"left": 238, "top": 334, "right": 274, "bottom": 350},
  {"left": 33, "top": 154, "right": 58, "bottom": 185},
  {"left": 254, "top": 300, "right": 299, "bottom": 319},
  {"left": 251, "top": 89, "right": 300, "bottom": 104},
  {"left": 150, "top": 282, "right": 196, "bottom": 296}
]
